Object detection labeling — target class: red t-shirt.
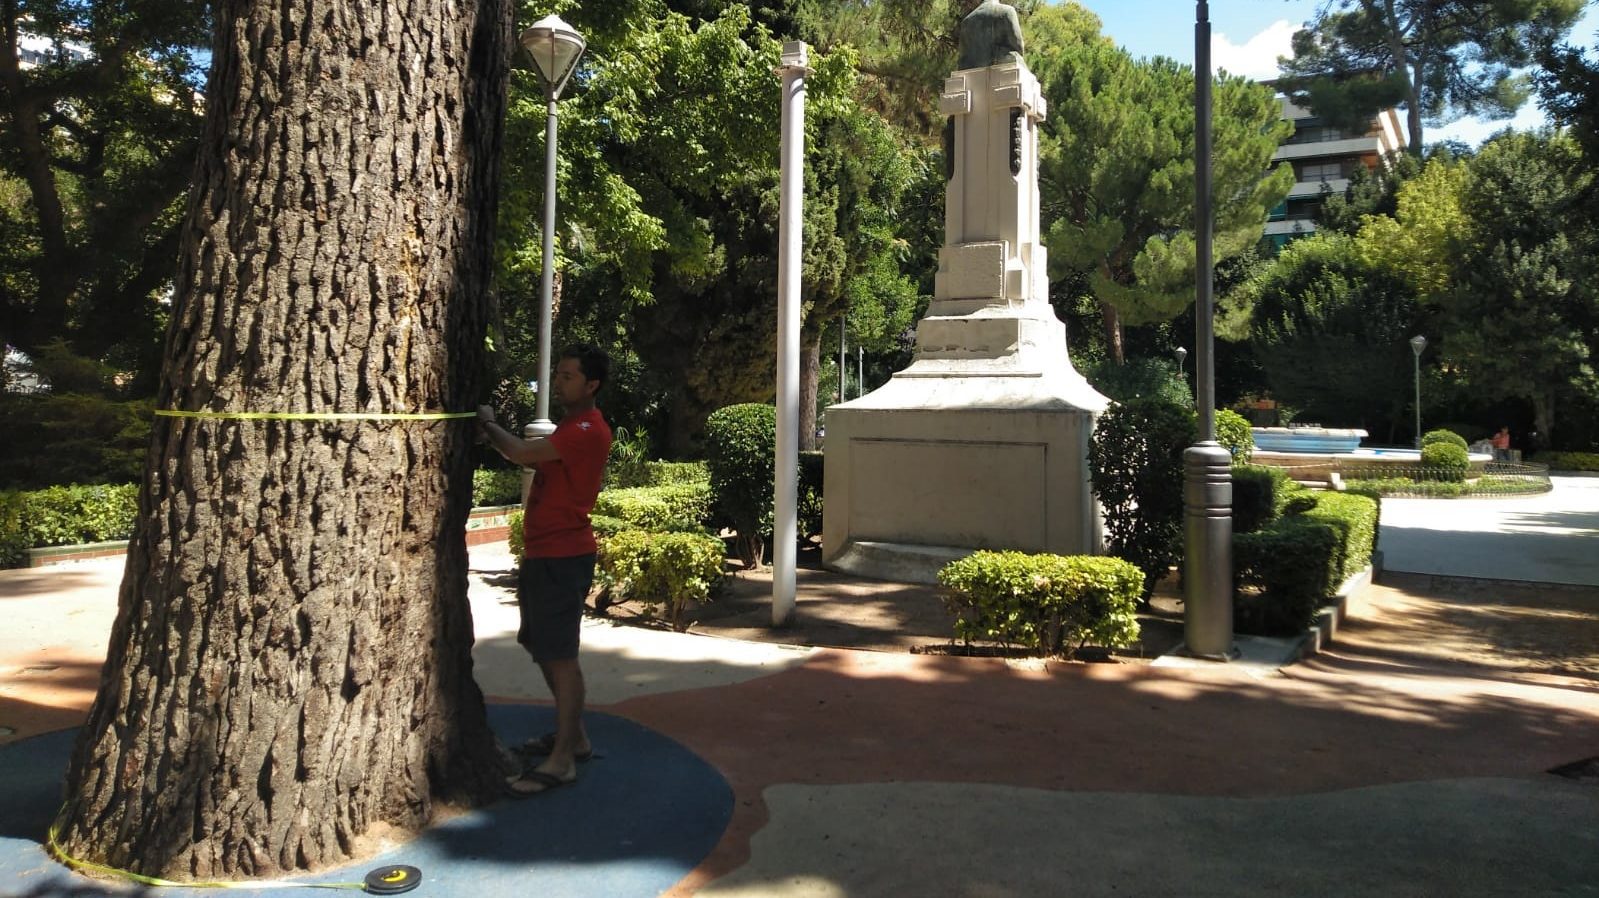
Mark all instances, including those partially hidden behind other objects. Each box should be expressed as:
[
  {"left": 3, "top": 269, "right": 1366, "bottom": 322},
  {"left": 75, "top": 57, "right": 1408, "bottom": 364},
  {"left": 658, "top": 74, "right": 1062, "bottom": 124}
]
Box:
[{"left": 523, "top": 407, "right": 612, "bottom": 558}]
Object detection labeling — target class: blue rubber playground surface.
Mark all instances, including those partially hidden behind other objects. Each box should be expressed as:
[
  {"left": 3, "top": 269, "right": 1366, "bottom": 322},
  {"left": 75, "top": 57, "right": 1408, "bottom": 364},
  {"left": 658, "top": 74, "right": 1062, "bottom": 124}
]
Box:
[{"left": 0, "top": 704, "right": 733, "bottom": 898}]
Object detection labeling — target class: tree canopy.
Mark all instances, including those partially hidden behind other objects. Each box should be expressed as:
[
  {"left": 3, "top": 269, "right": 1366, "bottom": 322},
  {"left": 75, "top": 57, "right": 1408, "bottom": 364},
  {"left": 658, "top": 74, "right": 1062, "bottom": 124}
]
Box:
[{"left": 1278, "top": 0, "right": 1586, "bottom": 155}]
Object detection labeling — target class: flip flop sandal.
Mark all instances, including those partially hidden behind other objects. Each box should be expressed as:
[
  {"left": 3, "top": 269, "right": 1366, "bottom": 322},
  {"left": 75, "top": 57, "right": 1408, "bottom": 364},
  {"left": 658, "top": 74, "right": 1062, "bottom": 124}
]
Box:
[
  {"left": 502, "top": 769, "right": 576, "bottom": 799},
  {"left": 515, "top": 732, "right": 595, "bottom": 762}
]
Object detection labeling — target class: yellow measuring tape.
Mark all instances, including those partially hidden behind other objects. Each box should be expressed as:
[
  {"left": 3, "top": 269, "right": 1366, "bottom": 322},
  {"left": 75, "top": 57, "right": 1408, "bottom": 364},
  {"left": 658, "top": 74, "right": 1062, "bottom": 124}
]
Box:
[
  {"left": 155, "top": 410, "right": 476, "bottom": 422},
  {"left": 47, "top": 810, "right": 420, "bottom": 893}
]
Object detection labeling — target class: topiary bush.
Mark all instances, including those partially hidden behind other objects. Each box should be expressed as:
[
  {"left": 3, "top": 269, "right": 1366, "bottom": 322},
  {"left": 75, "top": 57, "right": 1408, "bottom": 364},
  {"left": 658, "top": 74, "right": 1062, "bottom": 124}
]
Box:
[
  {"left": 1088, "top": 397, "right": 1198, "bottom": 603},
  {"left": 938, "top": 551, "right": 1143, "bottom": 658},
  {"left": 506, "top": 509, "right": 524, "bottom": 557},
  {"left": 704, "top": 403, "right": 777, "bottom": 566},
  {"left": 597, "top": 529, "right": 727, "bottom": 629},
  {"left": 1215, "top": 408, "right": 1254, "bottom": 463},
  {"left": 1231, "top": 464, "right": 1292, "bottom": 534},
  {"left": 592, "top": 482, "right": 713, "bottom": 532},
  {"left": 1420, "top": 441, "right": 1470, "bottom": 482},
  {"left": 472, "top": 467, "right": 525, "bottom": 507},
  {"left": 1232, "top": 489, "right": 1378, "bottom": 636},
  {"left": 1420, "top": 428, "right": 1468, "bottom": 451},
  {"left": 644, "top": 460, "right": 711, "bottom": 486}
]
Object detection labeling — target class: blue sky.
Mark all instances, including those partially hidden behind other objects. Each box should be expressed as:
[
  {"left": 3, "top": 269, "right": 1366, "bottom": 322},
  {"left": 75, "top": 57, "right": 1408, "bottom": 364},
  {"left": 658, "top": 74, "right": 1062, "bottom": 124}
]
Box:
[{"left": 1072, "top": 0, "right": 1599, "bottom": 145}]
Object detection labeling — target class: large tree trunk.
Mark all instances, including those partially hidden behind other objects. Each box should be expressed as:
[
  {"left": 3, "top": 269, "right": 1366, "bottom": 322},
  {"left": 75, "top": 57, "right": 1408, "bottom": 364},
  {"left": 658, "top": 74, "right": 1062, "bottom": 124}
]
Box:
[
  {"left": 1100, "top": 300, "right": 1125, "bottom": 365},
  {"left": 799, "top": 327, "right": 821, "bottom": 451},
  {"left": 53, "top": 0, "right": 511, "bottom": 880}
]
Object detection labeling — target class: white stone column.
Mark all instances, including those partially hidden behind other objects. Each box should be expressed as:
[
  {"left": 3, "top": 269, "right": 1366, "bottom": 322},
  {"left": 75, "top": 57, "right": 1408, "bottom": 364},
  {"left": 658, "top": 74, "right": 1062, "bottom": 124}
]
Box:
[{"left": 772, "top": 42, "right": 809, "bottom": 627}]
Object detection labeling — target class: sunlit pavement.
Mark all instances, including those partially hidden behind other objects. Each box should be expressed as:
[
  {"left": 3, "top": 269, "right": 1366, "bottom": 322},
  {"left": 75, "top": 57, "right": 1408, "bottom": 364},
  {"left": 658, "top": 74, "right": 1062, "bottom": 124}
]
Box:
[{"left": 4, "top": 480, "right": 1599, "bottom": 897}]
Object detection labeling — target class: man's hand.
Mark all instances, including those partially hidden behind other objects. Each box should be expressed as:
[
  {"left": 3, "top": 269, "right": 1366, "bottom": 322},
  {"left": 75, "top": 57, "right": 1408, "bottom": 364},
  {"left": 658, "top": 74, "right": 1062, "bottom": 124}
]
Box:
[{"left": 475, "top": 405, "right": 496, "bottom": 443}]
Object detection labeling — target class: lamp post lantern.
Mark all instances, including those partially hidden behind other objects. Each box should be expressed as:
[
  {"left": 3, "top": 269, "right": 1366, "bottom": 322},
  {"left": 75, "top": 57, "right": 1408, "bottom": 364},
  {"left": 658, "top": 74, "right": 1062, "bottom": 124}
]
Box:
[
  {"left": 519, "top": 15, "right": 587, "bottom": 438},
  {"left": 1174, "top": 345, "right": 1188, "bottom": 374},
  {"left": 1410, "top": 334, "right": 1427, "bottom": 448}
]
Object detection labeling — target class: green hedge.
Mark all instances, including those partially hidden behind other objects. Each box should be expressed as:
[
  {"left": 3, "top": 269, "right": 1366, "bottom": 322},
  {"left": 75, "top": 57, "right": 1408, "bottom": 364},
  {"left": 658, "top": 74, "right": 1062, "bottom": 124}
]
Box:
[
  {"left": 592, "top": 482, "right": 713, "bottom": 533},
  {"left": 799, "top": 450, "right": 824, "bottom": 540},
  {"left": 704, "top": 403, "right": 776, "bottom": 564},
  {"left": 1344, "top": 475, "right": 1551, "bottom": 498},
  {"left": 1537, "top": 451, "right": 1599, "bottom": 472},
  {"left": 1421, "top": 429, "right": 1468, "bottom": 451},
  {"left": 1419, "top": 442, "right": 1469, "bottom": 482},
  {"left": 473, "top": 467, "right": 524, "bottom": 507},
  {"left": 1088, "top": 397, "right": 1197, "bottom": 602},
  {"left": 938, "top": 551, "right": 1143, "bottom": 658},
  {"left": 0, "top": 483, "right": 141, "bottom": 567},
  {"left": 1215, "top": 408, "right": 1255, "bottom": 463},
  {"left": 1231, "top": 464, "right": 1292, "bottom": 534},
  {"left": 1233, "top": 490, "right": 1378, "bottom": 636},
  {"left": 597, "top": 529, "right": 727, "bottom": 629},
  {"left": 644, "top": 461, "right": 711, "bottom": 486}
]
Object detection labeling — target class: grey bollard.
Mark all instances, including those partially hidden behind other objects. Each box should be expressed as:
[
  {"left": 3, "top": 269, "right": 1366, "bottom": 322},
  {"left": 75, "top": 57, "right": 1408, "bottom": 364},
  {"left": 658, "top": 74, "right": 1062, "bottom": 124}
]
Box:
[{"left": 1183, "top": 441, "right": 1234, "bottom": 659}]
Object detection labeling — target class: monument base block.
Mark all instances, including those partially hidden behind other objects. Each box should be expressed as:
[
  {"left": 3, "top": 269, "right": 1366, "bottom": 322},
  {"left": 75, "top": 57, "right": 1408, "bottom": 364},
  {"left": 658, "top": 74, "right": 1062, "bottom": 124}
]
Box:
[{"left": 822, "top": 392, "right": 1105, "bottom": 584}]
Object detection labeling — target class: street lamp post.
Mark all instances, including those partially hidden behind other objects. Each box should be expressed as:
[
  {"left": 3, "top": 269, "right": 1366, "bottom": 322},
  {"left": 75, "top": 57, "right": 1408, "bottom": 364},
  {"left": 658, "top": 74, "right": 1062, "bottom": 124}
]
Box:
[
  {"left": 1174, "top": 345, "right": 1188, "bottom": 376},
  {"left": 1410, "top": 334, "right": 1427, "bottom": 448},
  {"left": 1182, "top": 0, "right": 1235, "bottom": 661},
  {"left": 519, "top": 15, "right": 587, "bottom": 439}
]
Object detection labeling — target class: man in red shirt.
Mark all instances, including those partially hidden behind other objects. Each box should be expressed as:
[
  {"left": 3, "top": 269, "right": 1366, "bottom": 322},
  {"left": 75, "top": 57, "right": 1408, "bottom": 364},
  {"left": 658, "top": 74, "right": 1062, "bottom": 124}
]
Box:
[{"left": 477, "top": 344, "right": 613, "bottom": 797}]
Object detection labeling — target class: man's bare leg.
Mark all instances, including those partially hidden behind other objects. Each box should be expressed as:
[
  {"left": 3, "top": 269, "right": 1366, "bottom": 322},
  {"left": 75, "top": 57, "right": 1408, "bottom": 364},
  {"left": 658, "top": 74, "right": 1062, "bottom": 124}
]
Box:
[{"left": 523, "top": 658, "right": 588, "bottom": 786}]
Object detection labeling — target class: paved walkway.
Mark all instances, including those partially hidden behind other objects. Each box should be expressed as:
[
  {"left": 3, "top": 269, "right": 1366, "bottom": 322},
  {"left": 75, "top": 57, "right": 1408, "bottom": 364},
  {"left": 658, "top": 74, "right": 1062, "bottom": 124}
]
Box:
[{"left": 3, "top": 479, "right": 1599, "bottom": 897}]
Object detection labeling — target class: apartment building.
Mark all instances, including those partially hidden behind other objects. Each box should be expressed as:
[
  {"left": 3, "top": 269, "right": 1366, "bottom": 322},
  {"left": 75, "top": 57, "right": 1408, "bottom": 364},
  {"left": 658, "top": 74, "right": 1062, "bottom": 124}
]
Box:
[{"left": 1264, "top": 98, "right": 1406, "bottom": 250}]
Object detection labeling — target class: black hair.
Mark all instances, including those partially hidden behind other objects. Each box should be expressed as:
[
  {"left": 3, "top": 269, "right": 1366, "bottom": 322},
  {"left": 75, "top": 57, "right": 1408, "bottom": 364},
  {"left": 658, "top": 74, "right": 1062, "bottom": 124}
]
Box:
[{"left": 560, "top": 343, "right": 609, "bottom": 394}]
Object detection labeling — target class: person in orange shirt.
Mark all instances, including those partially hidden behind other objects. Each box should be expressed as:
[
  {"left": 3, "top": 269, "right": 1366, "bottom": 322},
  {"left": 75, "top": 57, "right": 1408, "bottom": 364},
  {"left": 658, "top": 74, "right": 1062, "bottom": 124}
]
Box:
[
  {"left": 477, "top": 344, "right": 613, "bottom": 797},
  {"left": 1491, "top": 426, "right": 1511, "bottom": 461}
]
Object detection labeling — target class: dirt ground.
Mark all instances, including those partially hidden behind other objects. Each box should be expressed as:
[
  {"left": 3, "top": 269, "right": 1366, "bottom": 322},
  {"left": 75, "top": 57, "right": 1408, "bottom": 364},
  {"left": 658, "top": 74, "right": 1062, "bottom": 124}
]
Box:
[{"left": 596, "top": 544, "right": 1599, "bottom": 678}]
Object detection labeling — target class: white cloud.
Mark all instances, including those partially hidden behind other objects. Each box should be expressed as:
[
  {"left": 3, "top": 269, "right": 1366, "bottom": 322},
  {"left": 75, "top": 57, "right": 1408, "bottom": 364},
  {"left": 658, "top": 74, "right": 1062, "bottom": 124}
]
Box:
[{"left": 1211, "top": 20, "right": 1298, "bottom": 80}]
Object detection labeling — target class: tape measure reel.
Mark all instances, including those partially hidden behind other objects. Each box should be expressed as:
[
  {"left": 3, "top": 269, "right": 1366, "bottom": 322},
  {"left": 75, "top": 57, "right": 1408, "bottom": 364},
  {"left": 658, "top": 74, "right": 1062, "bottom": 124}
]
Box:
[{"left": 363, "top": 865, "right": 423, "bottom": 895}]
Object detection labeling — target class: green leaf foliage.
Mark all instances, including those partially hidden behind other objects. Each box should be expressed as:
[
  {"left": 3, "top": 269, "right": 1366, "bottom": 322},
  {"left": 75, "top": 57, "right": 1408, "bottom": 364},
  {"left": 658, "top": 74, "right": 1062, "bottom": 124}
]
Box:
[
  {"left": 597, "top": 528, "right": 727, "bottom": 629},
  {"left": 472, "top": 468, "right": 525, "bottom": 507},
  {"left": 937, "top": 550, "right": 1143, "bottom": 658},
  {"left": 0, "top": 483, "right": 140, "bottom": 567},
  {"left": 1278, "top": 0, "right": 1586, "bottom": 154},
  {"left": 1419, "top": 442, "right": 1470, "bottom": 482},
  {"left": 1233, "top": 489, "right": 1378, "bottom": 636},
  {"left": 1215, "top": 408, "right": 1254, "bottom": 462},
  {"left": 1536, "top": 451, "right": 1599, "bottom": 472},
  {"left": 703, "top": 403, "right": 776, "bottom": 563},
  {"left": 592, "top": 482, "right": 714, "bottom": 532},
  {"left": 1038, "top": 25, "right": 1292, "bottom": 355},
  {"left": 1087, "top": 397, "right": 1197, "bottom": 601},
  {"left": 1231, "top": 464, "right": 1292, "bottom": 534},
  {"left": 1420, "top": 428, "right": 1467, "bottom": 450}
]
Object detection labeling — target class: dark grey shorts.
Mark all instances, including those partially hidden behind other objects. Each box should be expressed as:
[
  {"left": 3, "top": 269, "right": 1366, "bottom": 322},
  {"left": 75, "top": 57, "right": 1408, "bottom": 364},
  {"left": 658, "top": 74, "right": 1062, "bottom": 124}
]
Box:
[{"left": 517, "top": 553, "right": 596, "bottom": 662}]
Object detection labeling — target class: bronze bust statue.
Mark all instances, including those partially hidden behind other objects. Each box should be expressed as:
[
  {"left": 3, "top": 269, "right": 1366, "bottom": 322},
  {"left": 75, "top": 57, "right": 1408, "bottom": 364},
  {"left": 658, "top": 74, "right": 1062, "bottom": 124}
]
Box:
[{"left": 957, "top": 0, "right": 1025, "bottom": 70}]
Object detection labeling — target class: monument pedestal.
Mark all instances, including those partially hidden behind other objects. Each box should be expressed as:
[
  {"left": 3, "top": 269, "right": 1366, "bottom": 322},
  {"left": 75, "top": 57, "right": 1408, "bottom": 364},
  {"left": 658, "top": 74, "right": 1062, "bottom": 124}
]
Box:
[{"left": 822, "top": 56, "right": 1106, "bottom": 584}]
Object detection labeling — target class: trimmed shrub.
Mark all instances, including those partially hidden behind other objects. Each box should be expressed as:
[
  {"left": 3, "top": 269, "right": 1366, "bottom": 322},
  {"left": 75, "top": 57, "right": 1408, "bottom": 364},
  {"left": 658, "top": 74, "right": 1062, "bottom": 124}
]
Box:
[
  {"left": 1087, "top": 357, "right": 1191, "bottom": 407},
  {"left": 644, "top": 460, "right": 711, "bottom": 486},
  {"left": 1088, "top": 397, "right": 1197, "bottom": 602},
  {"left": 1537, "top": 451, "right": 1599, "bottom": 472},
  {"left": 472, "top": 467, "right": 524, "bottom": 507},
  {"left": 1420, "top": 429, "right": 1468, "bottom": 451},
  {"left": 1233, "top": 490, "right": 1378, "bottom": 636},
  {"left": 938, "top": 551, "right": 1143, "bottom": 658},
  {"left": 590, "top": 514, "right": 631, "bottom": 539},
  {"left": 0, "top": 483, "right": 141, "bottom": 567},
  {"left": 1215, "top": 408, "right": 1255, "bottom": 463},
  {"left": 592, "top": 482, "right": 713, "bottom": 532},
  {"left": 506, "top": 509, "right": 524, "bottom": 557},
  {"left": 1231, "top": 464, "right": 1292, "bottom": 534},
  {"left": 799, "top": 450, "right": 824, "bottom": 540},
  {"left": 704, "top": 403, "right": 776, "bottom": 565},
  {"left": 1420, "top": 442, "right": 1469, "bottom": 482},
  {"left": 597, "top": 529, "right": 727, "bottom": 629}
]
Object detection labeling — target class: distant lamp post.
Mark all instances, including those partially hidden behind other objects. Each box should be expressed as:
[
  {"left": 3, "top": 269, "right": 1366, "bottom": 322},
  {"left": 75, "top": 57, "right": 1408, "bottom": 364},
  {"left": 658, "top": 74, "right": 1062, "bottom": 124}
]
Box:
[
  {"left": 1174, "top": 345, "right": 1188, "bottom": 375},
  {"left": 519, "top": 15, "right": 587, "bottom": 438},
  {"left": 1410, "top": 334, "right": 1427, "bottom": 448}
]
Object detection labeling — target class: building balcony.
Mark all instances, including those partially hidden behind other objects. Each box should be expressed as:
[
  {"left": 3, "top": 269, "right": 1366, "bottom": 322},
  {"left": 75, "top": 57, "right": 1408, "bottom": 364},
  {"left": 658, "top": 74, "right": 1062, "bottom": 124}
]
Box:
[
  {"left": 1287, "top": 178, "right": 1350, "bottom": 199},
  {"left": 1273, "top": 136, "right": 1383, "bottom": 162},
  {"left": 1264, "top": 219, "right": 1317, "bottom": 237}
]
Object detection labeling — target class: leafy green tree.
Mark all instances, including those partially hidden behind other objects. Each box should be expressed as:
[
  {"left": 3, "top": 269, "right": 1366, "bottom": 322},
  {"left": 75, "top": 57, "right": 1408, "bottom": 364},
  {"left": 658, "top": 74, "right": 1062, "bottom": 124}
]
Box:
[
  {"left": 1244, "top": 231, "right": 1422, "bottom": 439},
  {"left": 1278, "top": 0, "right": 1586, "bottom": 156},
  {"left": 1038, "top": 23, "right": 1292, "bottom": 363},
  {"left": 0, "top": 0, "right": 208, "bottom": 388},
  {"left": 1436, "top": 131, "right": 1598, "bottom": 446}
]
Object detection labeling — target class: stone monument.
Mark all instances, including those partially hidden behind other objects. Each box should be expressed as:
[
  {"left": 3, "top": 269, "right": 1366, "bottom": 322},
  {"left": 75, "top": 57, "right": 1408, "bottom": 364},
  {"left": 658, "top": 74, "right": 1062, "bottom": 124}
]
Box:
[{"left": 821, "top": 0, "right": 1108, "bottom": 583}]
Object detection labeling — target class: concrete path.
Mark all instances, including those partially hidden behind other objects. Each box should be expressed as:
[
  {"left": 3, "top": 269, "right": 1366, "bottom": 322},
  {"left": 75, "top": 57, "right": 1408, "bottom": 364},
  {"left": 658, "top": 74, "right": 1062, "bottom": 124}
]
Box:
[
  {"left": 1379, "top": 473, "right": 1599, "bottom": 585},
  {"left": 3, "top": 477, "right": 1599, "bottom": 897}
]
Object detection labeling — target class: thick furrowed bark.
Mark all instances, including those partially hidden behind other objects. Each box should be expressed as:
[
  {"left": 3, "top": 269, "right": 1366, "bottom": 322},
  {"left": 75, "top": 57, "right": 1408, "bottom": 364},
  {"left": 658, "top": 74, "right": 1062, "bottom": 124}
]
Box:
[{"left": 55, "top": 0, "right": 512, "bottom": 879}]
